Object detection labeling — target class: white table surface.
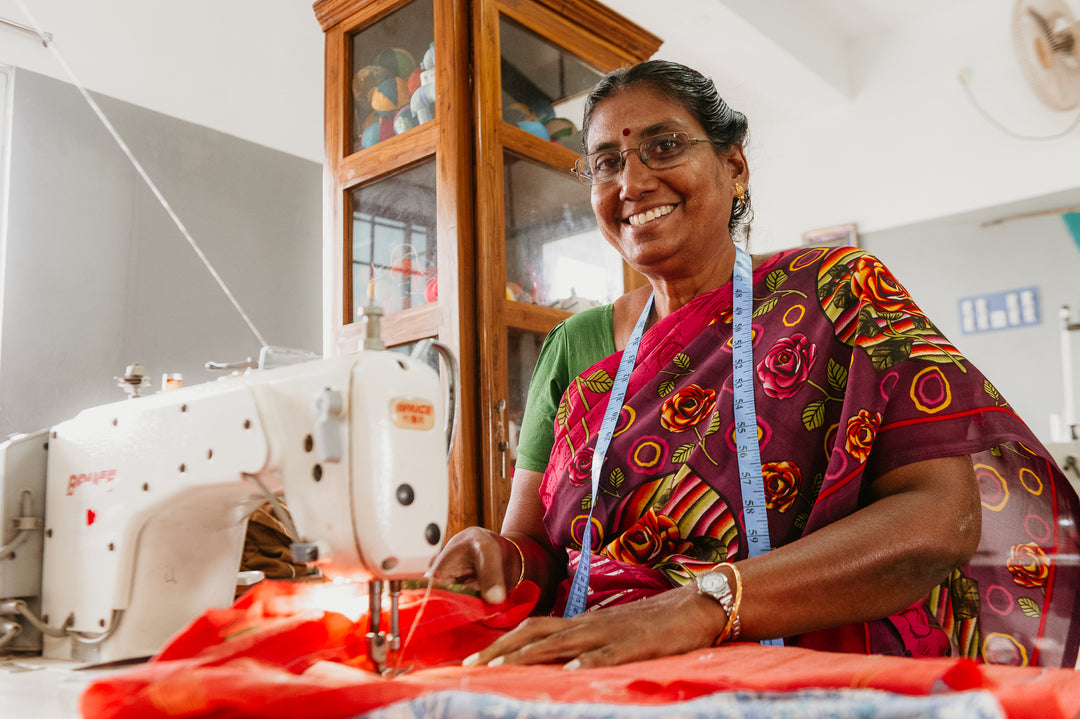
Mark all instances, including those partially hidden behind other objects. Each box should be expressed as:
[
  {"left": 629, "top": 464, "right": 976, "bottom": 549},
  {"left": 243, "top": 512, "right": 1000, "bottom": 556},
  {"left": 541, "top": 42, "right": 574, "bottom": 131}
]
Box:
[{"left": 0, "top": 656, "right": 123, "bottom": 719}]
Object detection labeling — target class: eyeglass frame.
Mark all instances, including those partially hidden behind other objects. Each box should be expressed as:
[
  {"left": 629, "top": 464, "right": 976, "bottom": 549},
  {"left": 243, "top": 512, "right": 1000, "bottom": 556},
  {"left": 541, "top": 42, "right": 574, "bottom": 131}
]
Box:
[{"left": 571, "top": 132, "right": 717, "bottom": 186}]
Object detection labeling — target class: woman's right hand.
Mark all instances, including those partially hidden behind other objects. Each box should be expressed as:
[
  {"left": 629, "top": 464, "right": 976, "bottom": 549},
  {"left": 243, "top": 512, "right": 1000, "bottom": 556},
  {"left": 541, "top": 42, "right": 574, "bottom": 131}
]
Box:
[{"left": 428, "top": 527, "right": 522, "bottom": 604}]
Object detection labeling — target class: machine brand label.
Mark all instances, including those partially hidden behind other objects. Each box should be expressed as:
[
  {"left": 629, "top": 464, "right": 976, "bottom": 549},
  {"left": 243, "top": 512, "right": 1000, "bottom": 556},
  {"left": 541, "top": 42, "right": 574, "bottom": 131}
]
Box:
[
  {"left": 390, "top": 398, "right": 435, "bottom": 430},
  {"left": 67, "top": 468, "right": 117, "bottom": 495}
]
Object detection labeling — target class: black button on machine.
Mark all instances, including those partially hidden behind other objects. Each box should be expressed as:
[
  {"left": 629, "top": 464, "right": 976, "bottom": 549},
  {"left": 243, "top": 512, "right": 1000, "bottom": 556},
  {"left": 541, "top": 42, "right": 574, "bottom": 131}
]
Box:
[{"left": 425, "top": 523, "right": 441, "bottom": 545}]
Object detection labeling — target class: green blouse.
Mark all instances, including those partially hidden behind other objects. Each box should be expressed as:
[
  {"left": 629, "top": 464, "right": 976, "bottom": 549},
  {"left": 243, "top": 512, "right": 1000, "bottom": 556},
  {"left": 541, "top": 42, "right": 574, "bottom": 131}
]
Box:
[{"left": 516, "top": 304, "right": 615, "bottom": 473}]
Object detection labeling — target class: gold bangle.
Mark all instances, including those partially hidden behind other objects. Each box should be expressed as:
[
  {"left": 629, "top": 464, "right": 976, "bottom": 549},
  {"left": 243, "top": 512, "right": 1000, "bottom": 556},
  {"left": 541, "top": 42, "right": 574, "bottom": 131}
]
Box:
[
  {"left": 504, "top": 535, "right": 526, "bottom": 589},
  {"left": 718, "top": 562, "right": 743, "bottom": 642}
]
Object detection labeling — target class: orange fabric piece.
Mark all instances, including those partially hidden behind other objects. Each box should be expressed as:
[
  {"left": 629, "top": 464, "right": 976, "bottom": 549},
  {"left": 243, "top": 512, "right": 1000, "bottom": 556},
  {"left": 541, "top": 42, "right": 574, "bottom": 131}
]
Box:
[{"left": 81, "top": 580, "right": 1080, "bottom": 719}]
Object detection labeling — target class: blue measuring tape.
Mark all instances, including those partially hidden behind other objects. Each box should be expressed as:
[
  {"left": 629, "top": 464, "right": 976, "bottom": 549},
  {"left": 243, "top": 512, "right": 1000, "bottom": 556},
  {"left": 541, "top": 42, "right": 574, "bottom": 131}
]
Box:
[
  {"left": 564, "top": 246, "right": 782, "bottom": 646},
  {"left": 731, "top": 246, "right": 771, "bottom": 558},
  {"left": 564, "top": 292, "right": 654, "bottom": 618},
  {"left": 732, "top": 246, "right": 783, "bottom": 647}
]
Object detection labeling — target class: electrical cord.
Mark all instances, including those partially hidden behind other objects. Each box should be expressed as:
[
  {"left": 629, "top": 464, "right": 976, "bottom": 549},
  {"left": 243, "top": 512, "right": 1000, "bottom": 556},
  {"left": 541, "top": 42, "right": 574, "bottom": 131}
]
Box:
[{"left": 958, "top": 68, "right": 1080, "bottom": 140}]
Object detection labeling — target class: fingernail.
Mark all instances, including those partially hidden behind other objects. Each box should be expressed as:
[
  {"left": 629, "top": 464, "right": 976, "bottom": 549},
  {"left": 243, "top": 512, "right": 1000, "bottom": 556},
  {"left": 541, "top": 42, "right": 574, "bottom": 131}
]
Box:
[
  {"left": 462, "top": 653, "right": 480, "bottom": 667},
  {"left": 488, "top": 656, "right": 505, "bottom": 667},
  {"left": 563, "top": 659, "right": 581, "bottom": 672},
  {"left": 485, "top": 586, "right": 506, "bottom": 604}
]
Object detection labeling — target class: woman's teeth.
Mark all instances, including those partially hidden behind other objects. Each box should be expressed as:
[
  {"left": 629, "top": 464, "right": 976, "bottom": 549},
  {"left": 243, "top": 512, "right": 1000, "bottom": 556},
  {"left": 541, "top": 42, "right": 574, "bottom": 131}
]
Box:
[{"left": 628, "top": 205, "right": 674, "bottom": 226}]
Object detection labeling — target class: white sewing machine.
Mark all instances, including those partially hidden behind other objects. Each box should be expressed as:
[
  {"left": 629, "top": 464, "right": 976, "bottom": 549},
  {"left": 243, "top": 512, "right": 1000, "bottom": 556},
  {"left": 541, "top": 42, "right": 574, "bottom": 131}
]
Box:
[{"left": 0, "top": 318, "right": 455, "bottom": 673}]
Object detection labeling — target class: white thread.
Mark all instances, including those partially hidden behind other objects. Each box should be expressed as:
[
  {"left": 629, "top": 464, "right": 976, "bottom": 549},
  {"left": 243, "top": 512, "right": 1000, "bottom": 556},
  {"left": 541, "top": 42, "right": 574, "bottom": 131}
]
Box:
[
  {"left": 392, "top": 578, "right": 436, "bottom": 674},
  {"left": 16, "top": 0, "right": 268, "bottom": 348}
]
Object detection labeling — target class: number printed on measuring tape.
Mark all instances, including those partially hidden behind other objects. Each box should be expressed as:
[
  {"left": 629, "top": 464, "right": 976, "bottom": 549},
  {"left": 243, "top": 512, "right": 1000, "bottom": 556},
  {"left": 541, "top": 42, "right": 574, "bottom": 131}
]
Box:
[{"left": 732, "top": 246, "right": 784, "bottom": 647}]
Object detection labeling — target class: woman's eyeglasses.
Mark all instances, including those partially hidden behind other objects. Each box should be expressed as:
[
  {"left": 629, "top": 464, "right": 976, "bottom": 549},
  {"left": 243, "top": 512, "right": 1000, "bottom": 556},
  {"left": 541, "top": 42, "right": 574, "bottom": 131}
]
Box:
[{"left": 572, "top": 132, "right": 714, "bottom": 186}]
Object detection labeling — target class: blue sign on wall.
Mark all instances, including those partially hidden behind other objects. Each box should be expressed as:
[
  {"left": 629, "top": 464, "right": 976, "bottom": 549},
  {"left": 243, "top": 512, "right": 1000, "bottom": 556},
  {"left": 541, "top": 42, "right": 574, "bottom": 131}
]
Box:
[{"left": 958, "top": 287, "right": 1040, "bottom": 335}]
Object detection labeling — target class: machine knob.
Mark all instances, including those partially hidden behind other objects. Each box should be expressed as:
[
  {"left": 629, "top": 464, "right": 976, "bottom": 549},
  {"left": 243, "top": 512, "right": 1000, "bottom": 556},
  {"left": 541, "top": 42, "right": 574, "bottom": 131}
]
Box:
[
  {"left": 396, "top": 484, "right": 415, "bottom": 505},
  {"left": 425, "top": 523, "right": 441, "bottom": 545}
]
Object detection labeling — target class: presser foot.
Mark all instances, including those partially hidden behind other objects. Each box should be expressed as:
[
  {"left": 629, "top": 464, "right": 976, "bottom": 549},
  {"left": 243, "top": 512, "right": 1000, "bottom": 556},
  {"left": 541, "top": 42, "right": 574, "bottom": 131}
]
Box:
[{"left": 366, "top": 631, "right": 412, "bottom": 676}]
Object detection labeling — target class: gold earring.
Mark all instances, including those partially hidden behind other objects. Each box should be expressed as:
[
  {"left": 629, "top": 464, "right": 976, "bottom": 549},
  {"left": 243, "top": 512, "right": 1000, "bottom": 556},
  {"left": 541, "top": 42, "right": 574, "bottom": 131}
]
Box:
[{"left": 734, "top": 182, "right": 746, "bottom": 202}]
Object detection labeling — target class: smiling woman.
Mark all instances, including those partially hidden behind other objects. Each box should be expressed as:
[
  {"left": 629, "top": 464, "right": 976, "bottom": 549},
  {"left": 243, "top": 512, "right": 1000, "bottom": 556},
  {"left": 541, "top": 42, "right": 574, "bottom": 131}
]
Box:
[{"left": 431, "top": 59, "right": 1080, "bottom": 671}]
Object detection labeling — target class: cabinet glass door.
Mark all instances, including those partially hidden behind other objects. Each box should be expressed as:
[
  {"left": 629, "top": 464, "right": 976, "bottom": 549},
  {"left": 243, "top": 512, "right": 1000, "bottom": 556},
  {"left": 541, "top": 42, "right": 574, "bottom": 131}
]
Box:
[
  {"left": 350, "top": 160, "right": 437, "bottom": 320},
  {"left": 499, "top": 16, "right": 602, "bottom": 153},
  {"left": 350, "top": 0, "right": 436, "bottom": 154},
  {"left": 505, "top": 327, "right": 546, "bottom": 473},
  {"left": 503, "top": 153, "right": 622, "bottom": 310}
]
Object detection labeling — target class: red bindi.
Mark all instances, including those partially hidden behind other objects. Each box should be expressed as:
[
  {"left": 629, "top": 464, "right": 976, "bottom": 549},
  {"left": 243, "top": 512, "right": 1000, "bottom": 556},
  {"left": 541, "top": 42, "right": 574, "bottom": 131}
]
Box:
[{"left": 622, "top": 128, "right": 631, "bottom": 136}]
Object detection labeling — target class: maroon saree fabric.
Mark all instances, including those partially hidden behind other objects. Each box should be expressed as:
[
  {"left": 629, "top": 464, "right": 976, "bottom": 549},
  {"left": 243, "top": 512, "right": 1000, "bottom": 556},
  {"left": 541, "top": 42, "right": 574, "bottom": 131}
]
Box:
[{"left": 540, "top": 246, "right": 1080, "bottom": 667}]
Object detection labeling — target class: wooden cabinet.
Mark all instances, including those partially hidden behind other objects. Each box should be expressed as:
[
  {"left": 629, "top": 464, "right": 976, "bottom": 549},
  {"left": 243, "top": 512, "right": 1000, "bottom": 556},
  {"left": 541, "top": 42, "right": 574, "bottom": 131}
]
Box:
[{"left": 313, "top": 0, "right": 660, "bottom": 534}]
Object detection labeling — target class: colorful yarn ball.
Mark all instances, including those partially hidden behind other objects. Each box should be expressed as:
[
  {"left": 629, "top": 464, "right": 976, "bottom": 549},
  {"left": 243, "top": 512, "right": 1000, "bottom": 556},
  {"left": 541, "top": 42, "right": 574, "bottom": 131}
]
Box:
[
  {"left": 371, "top": 76, "right": 412, "bottom": 116},
  {"left": 407, "top": 67, "right": 423, "bottom": 95},
  {"left": 421, "top": 42, "right": 435, "bottom": 71},
  {"left": 394, "top": 106, "right": 418, "bottom": 134},
  {"left": 545, "top": 117, "right": 575, "bottom": 141},
  {"left": 419, "top": 70, "right": 436, "bottom": 103},
  {"left": 361, "top": 118, "right": 395, "bottom": 148},
  {"left": 503, "top": 102, "right": 536, "bottom": 125},
  {"left": 517, "top": 120, "right": 550, "bottom": 141},
  {"left": 352, "top": 65, "right": 391, "bottom": 109},
  {"left": 529, "top": 99, "right": 556, "bottom": 124},
  {"left": 410, "top": 89, "right": 434, "bottom": 124},
  {"left": 373, "top": 47, "right": 417, "bottom": 78}
]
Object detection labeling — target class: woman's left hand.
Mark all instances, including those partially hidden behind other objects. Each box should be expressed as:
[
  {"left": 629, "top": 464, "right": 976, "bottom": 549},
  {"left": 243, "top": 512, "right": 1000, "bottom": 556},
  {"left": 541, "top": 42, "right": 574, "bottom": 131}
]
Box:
[{"left": 462, "top": 582, "right": 725, "bottom": 670}]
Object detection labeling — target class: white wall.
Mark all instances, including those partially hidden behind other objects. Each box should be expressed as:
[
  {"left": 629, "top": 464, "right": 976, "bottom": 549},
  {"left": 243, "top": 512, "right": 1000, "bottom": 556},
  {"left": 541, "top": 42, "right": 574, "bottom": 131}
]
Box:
[
  {"left": 3, "top": 0, "right": 1074, "bottom": 243},
  {"left": 0, "top": 0, "right": 326, "bottom": 163},
  {"left": 0, "top": 69, "right": 322, "bottom": 436},
  {"left": 740, "top": 0, "right": 1080, "bottom": 250}
]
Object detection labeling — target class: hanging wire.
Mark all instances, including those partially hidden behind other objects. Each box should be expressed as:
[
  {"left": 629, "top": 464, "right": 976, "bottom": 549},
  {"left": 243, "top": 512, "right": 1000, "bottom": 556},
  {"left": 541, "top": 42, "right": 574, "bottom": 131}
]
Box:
[
  {"left": 14, "top": 0, "right": 269, "bottom": 348},
  {"left": 0, "top": 15, "right": 51, "bottom": 45},
  {"left": 958, "top": 68, "right": 1080, "bottom": 141}
]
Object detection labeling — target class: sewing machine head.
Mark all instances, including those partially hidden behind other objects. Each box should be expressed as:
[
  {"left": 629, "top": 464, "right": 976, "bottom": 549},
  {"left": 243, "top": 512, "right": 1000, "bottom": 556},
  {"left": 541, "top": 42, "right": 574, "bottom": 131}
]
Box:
[{"left": 0, "top": 340, "right": 455, "bottom": 672}]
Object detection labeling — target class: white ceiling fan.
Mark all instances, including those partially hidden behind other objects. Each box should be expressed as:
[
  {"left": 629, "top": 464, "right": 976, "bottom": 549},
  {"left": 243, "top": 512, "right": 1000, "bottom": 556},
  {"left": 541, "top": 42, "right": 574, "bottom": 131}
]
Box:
[
  {"left": 1012, "top": 0, "right": 1080, "bottom": 111},
  {"left": 959, "top": 0, "right": 1080, "bottom": 139}
]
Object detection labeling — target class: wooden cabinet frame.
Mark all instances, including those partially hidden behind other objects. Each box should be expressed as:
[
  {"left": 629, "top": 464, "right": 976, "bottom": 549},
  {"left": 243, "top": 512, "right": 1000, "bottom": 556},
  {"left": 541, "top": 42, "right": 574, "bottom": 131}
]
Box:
[{"left": 314, "top": 0, "right": 659, "bottom": 535}]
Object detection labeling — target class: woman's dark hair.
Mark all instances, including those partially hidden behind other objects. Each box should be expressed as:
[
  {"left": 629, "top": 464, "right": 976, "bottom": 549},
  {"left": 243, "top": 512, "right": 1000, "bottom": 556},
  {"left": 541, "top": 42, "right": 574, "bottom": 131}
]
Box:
[{"left": 581, "top": 60, "right": 753, "bottom": 238}]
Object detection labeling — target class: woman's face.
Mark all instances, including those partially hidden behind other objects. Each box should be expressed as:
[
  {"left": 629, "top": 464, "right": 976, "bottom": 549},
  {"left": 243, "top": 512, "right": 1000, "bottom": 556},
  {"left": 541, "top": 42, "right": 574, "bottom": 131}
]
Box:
[{"left": 585, "top": 84, "right": 747, "bottom": 280}]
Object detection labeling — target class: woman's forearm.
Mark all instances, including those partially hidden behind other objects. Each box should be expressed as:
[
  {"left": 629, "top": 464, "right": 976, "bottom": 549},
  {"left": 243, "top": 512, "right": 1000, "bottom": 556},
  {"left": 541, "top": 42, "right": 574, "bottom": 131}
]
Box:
[
  {"left": 501, "top": 468, "right": 567, "bottom": 613},
  {"left": 733, "top": 454, "right": 981, "bottom": 640}
]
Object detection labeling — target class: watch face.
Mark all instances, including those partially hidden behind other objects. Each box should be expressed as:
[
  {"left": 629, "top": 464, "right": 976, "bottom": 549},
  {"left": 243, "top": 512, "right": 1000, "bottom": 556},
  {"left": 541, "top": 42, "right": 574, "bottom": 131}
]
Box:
[{"left": 699, "top": 570, "right": 729, "bottom": 596}]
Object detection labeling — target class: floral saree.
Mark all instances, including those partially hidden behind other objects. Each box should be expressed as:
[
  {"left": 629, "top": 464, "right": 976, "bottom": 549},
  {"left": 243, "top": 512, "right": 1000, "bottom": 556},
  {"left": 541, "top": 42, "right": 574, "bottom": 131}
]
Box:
[{"left": 540, "top": 246, "right": 1080, "bottom": 667}]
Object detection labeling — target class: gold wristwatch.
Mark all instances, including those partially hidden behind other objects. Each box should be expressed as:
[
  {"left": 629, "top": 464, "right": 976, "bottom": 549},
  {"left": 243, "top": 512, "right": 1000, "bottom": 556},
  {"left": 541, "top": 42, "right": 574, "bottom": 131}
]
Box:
[{"left": 695, "top": 568, "right": 741, "bottom": 641}]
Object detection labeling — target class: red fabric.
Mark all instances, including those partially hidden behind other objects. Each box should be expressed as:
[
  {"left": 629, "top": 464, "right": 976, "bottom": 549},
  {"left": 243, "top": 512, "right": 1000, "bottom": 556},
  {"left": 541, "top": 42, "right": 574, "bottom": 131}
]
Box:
[{"left": 81, "top": 580, "right": 1080, "bottom": 719}]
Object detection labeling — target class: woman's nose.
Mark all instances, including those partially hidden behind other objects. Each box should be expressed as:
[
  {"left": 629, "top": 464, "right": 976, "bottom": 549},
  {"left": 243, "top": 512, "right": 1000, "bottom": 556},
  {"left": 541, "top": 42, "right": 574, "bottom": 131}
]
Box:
[{"left": 618, "top": 152, "right": 657, "bottom": 197}]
